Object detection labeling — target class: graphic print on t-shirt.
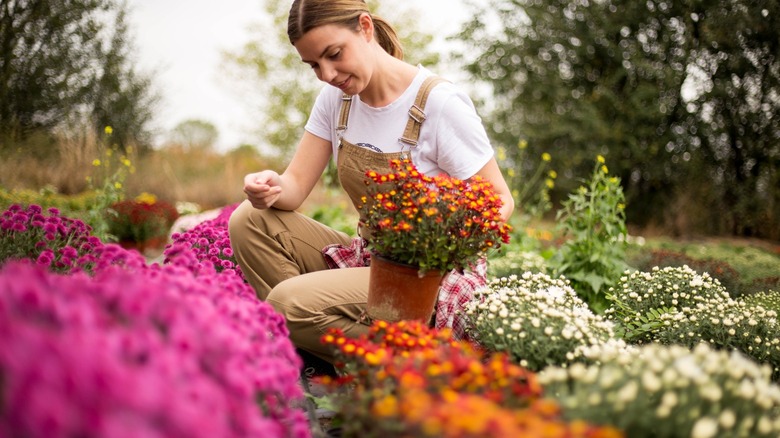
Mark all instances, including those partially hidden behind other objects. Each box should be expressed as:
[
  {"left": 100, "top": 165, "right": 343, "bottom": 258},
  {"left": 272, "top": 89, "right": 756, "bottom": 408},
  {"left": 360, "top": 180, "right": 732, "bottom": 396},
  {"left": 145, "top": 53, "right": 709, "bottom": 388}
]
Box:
[{"left": 357, "top": 142, "right": 382, "bottom": 153}]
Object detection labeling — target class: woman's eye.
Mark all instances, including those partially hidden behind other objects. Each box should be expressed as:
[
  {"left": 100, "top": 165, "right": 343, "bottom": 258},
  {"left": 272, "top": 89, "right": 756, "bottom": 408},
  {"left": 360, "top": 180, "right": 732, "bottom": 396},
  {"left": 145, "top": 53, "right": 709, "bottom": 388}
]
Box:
[{"left": 329, "top": 51, "right": 341, "bottom": 60}]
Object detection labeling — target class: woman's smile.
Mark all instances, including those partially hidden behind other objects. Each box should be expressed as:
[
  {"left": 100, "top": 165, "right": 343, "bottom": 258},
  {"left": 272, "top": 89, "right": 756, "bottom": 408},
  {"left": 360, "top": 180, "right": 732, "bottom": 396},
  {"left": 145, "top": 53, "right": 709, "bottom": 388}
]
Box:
[{"left": 333, "top": 76, "right": 352, "bottom": 91}]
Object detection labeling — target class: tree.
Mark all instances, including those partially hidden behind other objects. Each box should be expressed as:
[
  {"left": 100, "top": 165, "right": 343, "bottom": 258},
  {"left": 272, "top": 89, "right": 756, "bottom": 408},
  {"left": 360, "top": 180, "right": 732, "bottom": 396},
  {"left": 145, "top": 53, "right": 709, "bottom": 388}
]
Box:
[
  {"left": 224, "top": 0, "right": 441, "bottom": 161},
  {"left": 0, "top": 0, "right": 156, "bottom": 149},
  {"left": 170, "top": 119, "right": 219, "bottom": 151},
  {"left": 90, "top": 3, "right": 158, "bottom": 150},
  {"left": 457, "top": 0, "right": 779, "bottom": 238}
]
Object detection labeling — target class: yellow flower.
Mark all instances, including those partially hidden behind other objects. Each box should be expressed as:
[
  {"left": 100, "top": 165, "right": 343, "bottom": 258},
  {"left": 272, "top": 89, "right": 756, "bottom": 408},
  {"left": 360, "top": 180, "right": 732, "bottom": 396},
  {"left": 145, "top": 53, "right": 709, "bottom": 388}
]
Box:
[
  {"left": 135, "top": 192, "right": 157, "bottom": 205},
  {"left": 507, "top": 168, "right": 515, "bottom": 177},
  {"left": 618, "top": 203, "right": 625, "bottom": 210},
  {"left": 545, "top": 179, "right": 554, "bottom": 189},
  {"left": 518, "top": 139, "right": 528, "bottom": 150},
  {"left": 121, "top": 157, "right": 132, "bottom": 167},
  {"left": 601, "top": 165, "right": 609, "bottom": 174},
  {"left": 364, "top": 351, "right": 382, "bottom": 365},
  {"left": 541, "top": 152, "right": 551, "bottom": 162},
  {"left": 114, "top": 182, "right": 122, "bottom": 189},
  {"left": 497, "top": 146, "right": 506, "bottom": 162},
  {"left": 104, "top": 126, "right": 113, "bottom": 135},
  {"left": 548, "top": 170, "right": 557, "bottom": 179},
  {"left": 597, "top": 155, "right": 605, "bottom": 163},
  {"left": 92, "top": 159, "right": 101, "bottom": 167}
]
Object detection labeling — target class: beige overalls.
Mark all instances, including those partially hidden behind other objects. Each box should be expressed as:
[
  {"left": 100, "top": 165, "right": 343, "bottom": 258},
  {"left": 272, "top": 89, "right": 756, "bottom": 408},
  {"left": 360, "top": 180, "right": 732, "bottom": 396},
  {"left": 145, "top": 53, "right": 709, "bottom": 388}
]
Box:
[{"left": 229, "top": 77, "right": 446, "bottom": 362}]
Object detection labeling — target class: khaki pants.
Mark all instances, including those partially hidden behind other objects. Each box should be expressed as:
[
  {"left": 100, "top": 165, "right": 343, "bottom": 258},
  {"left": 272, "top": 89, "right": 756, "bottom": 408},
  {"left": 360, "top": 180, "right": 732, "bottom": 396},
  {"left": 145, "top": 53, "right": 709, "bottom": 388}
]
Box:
[{"left": 228, "top": 200, "right": 370, "bottom": 362}]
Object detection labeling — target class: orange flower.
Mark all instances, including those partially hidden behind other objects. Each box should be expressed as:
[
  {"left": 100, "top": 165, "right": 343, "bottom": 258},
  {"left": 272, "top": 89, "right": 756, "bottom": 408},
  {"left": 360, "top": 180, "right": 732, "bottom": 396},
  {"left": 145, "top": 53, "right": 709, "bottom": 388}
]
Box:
[{"left": 360, "top": 159, "right": 512, "bottom": 274}]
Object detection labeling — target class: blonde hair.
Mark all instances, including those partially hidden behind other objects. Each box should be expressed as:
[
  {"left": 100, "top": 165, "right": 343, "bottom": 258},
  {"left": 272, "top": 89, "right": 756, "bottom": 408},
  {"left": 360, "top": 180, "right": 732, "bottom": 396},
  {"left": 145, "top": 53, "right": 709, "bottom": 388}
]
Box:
[{"left": 288, "top": 0, "right": 404, "bottom": 59}]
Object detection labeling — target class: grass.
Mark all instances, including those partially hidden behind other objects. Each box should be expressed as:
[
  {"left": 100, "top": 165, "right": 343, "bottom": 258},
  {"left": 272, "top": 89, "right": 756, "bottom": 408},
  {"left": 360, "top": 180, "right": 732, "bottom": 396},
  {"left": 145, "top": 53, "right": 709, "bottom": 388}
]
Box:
[{"left": 636, "top": 237, "right": 780, "bottom": 282}]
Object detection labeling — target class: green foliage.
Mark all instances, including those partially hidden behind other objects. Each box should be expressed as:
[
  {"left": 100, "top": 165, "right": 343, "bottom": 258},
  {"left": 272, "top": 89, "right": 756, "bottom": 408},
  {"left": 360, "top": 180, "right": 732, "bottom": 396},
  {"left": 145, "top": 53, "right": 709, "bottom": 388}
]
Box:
[
  {"left": 630, "top": 248, "right": 743, "bottom": 296},
  {"left": 224, "top": 0, "right": 441, "bottom": 161},
  {"left": 0, "top": 187, "right": 98, "bottom": 218},
  {"left": 84, "top": 128, "right": 133, "bottom": 242},
  {"left": 0, "top": 0, "right": 156, "bottom": 149},
  {"left": 632, "top": 238, "right": 780, "bottom": 285},
  {"left": 456, "top": 0, "right": 780, "bottom": 239},
  {"left": 307, "top": 202, "right": 358, "bottom": 237},
  {"left": 551, "top": 156, "right": 628, "bottom": 311}
]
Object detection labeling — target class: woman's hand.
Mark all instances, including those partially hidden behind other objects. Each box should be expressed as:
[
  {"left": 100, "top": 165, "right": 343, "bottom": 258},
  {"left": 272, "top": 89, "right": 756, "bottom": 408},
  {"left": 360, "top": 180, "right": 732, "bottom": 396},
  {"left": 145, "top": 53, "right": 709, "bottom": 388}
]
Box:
[{"left": 243, "top": 170, "right": 284, "bottom": 209}]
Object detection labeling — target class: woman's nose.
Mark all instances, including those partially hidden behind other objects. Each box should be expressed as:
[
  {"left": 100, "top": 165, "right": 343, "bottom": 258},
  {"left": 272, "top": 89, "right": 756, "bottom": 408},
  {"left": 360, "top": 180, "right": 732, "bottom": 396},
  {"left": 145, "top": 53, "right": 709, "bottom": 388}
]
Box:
[{"left": 319, "top": 63, "right": 337, "bottom": 83}]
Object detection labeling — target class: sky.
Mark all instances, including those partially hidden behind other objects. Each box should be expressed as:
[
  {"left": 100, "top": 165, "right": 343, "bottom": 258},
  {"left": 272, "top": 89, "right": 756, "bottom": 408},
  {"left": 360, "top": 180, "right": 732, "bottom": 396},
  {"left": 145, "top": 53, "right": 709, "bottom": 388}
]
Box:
[{"left": 126, "top": 0, "right": 468, "bottom": 152}]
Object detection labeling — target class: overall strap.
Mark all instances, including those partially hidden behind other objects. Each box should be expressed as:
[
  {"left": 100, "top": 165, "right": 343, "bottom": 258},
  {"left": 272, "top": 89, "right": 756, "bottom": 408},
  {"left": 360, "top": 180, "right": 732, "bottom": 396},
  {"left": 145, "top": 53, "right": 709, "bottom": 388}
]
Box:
[
  {"left": 336, "top": 75, "right": 449, "bottom": 142},
  {"left": 399, "top": 76, "right": 448, "bottom": 147},
  {"left": 336, "top": 94, "right": 353, "bottom": 134}
]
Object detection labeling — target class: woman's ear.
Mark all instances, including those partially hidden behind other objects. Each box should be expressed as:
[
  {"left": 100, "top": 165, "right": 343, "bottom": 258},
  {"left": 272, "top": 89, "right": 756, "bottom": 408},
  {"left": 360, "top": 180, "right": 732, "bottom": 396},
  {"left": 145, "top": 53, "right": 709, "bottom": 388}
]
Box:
[{"left": 357, "top": 12, "right": 374, "bottom": 42}]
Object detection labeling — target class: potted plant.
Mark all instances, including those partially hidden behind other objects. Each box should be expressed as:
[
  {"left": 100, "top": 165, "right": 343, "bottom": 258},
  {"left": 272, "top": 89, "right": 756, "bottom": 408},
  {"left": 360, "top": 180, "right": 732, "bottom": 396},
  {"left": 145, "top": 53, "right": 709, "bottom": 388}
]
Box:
[
  {"left": 107, "top": 193, "right": 179, "bottom": 251},
  {"left": 360, "top": 159, "right": 511, "bottom": 322}
]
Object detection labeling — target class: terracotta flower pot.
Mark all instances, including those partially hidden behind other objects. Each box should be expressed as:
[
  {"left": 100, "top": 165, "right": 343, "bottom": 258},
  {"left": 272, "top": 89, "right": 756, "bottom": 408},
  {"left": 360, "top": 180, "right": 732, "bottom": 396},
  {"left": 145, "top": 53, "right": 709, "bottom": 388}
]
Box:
[{"left": 367, "top": 253, "right": 444, "bottom": 323}]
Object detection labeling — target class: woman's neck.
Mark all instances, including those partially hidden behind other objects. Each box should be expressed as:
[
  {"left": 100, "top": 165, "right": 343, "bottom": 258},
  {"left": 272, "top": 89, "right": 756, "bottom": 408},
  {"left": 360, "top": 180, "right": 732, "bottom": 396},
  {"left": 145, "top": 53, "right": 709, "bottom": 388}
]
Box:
[{"left": 359, "top": 55, "right": 419, "bottom": 108}]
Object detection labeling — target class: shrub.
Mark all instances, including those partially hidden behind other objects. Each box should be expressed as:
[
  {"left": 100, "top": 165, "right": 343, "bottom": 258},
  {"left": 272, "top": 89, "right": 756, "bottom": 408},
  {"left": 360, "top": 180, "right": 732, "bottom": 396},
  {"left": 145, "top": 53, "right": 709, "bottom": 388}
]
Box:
[
  {"left": 464, "top": 273, "right": 630, "bottom": 371},
  {"left": 634, "top": 249, "right": 743, "bottom": 296},
  {"left": 606, "top": 266, "right": 780, "bottom": 379},
  {"left": 539, "top": 343, "right": 780, "bottom": 438},
  {"left": 742, "top": 289, "right": 780, "bottom": 313},
  {"left": 0, "top": 260, "right": 308, "bottom": 438},
  {"left": 0, "top": 203, "right": 146, "bottom": 274},
  {"left": 605, "top": 265, "right": 729, "bottom": 343}
]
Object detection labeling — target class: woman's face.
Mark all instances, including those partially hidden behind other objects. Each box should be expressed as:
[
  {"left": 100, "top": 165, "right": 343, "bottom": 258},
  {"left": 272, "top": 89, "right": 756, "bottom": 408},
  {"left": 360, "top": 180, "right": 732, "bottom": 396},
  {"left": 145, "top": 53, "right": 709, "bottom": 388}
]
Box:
[{"left": 294, "top": 19, "right": 373, "bottom": 95}]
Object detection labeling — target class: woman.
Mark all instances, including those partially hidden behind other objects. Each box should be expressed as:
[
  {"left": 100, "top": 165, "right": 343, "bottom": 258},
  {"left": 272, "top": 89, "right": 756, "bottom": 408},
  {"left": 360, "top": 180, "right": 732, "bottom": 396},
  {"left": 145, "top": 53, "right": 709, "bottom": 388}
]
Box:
[{"left": 228, "top": 0, "right": 514, "bottom": 366}]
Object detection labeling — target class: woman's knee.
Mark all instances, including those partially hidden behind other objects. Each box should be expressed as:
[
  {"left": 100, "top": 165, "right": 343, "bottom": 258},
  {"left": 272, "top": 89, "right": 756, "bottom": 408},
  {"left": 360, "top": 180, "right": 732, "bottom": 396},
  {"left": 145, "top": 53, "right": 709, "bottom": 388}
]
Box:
[{"left": 266, "top": 276, "right": 309, "bottom": 316}]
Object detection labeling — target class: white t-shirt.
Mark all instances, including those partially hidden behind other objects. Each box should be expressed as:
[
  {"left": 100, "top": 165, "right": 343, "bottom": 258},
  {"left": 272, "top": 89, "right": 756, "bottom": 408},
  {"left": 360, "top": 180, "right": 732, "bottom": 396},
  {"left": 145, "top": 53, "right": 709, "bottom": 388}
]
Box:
[{"left": 304, "top": 66, "right": 494, "bottom": 180}]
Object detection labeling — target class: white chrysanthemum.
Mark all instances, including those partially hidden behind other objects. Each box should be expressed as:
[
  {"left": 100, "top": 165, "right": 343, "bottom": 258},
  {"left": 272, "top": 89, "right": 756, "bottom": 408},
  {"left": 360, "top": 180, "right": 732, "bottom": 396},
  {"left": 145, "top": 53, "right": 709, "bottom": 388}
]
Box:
[{"left": 691, "top": 417, "right": 718, "bottom": 438}]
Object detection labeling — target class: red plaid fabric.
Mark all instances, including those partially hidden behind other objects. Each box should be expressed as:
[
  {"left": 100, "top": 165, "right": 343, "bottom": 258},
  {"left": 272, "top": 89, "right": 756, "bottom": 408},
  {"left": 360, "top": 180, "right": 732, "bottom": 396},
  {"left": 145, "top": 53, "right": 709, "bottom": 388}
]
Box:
[{"left": 322, "top": 237, "right": 486, "bottom": 340}]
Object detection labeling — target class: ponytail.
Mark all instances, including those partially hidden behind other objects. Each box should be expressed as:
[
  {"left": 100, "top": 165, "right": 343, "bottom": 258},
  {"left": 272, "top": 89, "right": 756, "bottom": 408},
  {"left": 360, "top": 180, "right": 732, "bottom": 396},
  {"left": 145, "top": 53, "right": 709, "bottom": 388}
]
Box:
[
  {"left": 288, "top": 0, "right": 404, "bottom": 60},
  {"left": 371, "top": 15, "right": 403, "bottom": 60}
]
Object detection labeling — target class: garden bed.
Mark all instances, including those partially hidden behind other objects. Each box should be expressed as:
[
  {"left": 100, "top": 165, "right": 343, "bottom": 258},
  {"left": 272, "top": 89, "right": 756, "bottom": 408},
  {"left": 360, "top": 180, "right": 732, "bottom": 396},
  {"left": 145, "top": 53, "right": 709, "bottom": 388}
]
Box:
[{"left": 2, "top": 202, "right": 779, "bottom": 438}]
